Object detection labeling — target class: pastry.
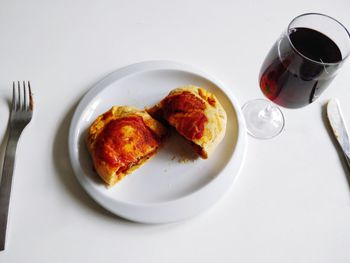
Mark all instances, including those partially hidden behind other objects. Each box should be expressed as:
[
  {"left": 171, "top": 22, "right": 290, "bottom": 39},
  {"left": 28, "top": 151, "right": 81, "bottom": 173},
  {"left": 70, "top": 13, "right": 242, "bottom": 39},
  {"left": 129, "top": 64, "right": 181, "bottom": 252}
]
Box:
[
  {"left": 86, "top": 106, "right": 167, "bottom": 186},
  {"left": 148, "top": 85, "right": 227, "bottom": 159}
]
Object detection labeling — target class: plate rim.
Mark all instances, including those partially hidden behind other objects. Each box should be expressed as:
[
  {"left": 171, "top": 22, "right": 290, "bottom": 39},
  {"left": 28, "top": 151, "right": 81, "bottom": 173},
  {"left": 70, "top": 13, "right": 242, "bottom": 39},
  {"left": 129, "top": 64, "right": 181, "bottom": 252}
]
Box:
[{"left": 68, "top": 60, "right": 247, "bottom": 223}]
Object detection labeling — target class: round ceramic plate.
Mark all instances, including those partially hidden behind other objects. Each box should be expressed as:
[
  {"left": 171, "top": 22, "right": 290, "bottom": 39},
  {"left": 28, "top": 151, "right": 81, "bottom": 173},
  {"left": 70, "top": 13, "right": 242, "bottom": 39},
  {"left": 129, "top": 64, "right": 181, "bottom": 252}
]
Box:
[{"left": 68, "top": 61, "right": 247, "bottom": 223}]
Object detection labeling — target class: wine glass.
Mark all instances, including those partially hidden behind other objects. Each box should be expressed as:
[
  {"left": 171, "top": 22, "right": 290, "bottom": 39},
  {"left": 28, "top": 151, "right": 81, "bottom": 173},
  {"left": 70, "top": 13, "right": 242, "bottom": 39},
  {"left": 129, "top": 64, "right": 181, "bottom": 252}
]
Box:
[{"left": 242, "top": 13, "right": 350, "bottom": 139}]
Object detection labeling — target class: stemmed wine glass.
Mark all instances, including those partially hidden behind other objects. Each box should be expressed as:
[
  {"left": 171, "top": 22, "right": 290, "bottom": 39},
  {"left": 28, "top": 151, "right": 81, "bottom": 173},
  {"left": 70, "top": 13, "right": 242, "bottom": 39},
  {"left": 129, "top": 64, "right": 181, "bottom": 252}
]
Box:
[{"left": 242, "top": 13, "right": 350, "bottom": 139}]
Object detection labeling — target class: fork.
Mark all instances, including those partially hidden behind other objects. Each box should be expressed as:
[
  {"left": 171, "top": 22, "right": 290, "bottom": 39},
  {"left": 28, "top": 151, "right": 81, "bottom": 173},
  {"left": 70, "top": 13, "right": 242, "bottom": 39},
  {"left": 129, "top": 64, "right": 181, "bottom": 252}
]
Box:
[{"left": 0, "top": 81, "right": 33, "bottom": 251}]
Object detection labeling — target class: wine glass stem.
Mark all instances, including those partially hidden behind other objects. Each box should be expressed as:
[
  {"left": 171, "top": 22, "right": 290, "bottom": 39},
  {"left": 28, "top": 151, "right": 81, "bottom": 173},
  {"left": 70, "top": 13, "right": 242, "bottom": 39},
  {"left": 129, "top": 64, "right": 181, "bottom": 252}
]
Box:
[{"left": 258, "top": 103, "right": 275, "bottom": 120}]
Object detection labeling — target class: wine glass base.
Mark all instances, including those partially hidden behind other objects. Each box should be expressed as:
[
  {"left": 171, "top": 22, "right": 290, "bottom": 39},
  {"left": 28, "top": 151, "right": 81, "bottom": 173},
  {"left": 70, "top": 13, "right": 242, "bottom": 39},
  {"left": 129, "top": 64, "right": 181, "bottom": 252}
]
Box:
[{"left": 242, "top": 99, "right": 284, "bottom": 139}]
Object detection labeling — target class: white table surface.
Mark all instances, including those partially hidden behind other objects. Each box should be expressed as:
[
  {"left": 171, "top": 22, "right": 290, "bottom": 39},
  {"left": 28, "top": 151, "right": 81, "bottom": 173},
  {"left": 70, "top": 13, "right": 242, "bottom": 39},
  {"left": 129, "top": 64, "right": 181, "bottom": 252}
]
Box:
[{"left": 1, "top": 0, "right": 350, "bottom": 262}]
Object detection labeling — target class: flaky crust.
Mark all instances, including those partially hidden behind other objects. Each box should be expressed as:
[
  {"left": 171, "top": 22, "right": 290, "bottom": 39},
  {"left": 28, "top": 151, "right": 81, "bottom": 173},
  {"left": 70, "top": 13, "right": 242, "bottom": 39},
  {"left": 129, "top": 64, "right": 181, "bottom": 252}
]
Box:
[
  {"left": 149, "top": 85, "right": 227, "bottom": 158},
  {"left": 86, "top": 106, "right": 167, "bottom": 186}
]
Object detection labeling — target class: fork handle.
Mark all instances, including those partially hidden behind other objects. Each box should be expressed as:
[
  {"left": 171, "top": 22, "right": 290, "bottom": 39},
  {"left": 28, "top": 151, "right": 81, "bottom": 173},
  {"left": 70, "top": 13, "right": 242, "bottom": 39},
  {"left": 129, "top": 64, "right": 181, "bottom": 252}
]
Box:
[
  {"left": 344, "top": 153, "right": 350, "bottom": 174},
  {"left": 0, "top": 130, "right": 21, "bottom": 251}
]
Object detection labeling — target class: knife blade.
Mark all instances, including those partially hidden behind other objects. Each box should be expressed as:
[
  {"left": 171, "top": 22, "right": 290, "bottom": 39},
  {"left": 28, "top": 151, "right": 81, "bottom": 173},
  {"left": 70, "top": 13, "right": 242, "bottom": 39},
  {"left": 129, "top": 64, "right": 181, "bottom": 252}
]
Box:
[{"left": 327, "top": 99, "right": 350, "bottom": 170}]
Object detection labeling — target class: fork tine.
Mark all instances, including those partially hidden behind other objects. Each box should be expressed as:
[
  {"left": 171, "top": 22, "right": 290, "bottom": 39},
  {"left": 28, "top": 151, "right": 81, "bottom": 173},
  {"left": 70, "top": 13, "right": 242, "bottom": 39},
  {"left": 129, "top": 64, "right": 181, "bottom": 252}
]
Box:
[
  {"left": 12, "top": 82, "right": 16, "bottom": 111},
  {"left": 23, "top": 81, "right": 26, "bottom": 111},
  {"left": 28, "top": 81, "right": 33, "bottom": 111},
  {"left": 17, "top": 81, "right": 20, "bottom": 111}
]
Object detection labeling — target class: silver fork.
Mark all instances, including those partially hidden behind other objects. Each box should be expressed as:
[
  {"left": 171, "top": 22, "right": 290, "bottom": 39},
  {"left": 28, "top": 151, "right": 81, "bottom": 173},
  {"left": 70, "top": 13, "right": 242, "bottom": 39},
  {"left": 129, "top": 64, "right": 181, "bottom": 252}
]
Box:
[{"left": 0, "top": 81, "right": 33, "bottom": 251}]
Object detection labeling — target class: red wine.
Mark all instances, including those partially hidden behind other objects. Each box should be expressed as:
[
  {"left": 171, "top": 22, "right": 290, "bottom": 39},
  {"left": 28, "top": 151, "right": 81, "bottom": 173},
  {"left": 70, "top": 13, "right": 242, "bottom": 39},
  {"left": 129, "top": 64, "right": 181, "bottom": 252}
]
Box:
[{"left": 260, "top": 27, "right": 342, "bottom": 108}]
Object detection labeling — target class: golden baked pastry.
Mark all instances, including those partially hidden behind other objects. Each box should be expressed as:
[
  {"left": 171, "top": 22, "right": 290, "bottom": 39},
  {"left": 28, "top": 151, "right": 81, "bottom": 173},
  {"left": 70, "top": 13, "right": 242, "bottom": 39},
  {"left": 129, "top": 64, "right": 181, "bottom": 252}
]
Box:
[
  {"left": 86, "top": 106, "right": 167, "bottom": 186},
  {"left": 148, "top": 85, "right": 227, "bottom": 159}
]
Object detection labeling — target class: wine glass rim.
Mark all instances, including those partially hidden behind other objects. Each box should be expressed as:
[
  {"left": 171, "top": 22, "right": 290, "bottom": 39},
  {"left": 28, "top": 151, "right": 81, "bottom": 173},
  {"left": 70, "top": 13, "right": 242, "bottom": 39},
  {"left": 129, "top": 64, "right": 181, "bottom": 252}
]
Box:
[{"left": 286, "top": 12, "right": 350, "bottom": 66}]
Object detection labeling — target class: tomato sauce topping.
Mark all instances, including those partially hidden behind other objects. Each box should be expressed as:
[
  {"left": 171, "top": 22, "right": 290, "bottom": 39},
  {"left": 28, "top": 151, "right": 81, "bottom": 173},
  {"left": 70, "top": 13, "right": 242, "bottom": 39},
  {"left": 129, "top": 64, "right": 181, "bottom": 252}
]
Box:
[
  {"left": 95, "top": 116, "right": 159, "bottom": 168},
  {"left": 161, "top": 91, "right": 208, "bottom": 140}
]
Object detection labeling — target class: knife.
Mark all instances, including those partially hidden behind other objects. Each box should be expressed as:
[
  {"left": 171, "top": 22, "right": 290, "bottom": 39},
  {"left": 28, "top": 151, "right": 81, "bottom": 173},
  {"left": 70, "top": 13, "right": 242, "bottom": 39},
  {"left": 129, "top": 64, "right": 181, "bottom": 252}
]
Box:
[{"left": 327, "top": 98, "right": 350, "bottom": 171}]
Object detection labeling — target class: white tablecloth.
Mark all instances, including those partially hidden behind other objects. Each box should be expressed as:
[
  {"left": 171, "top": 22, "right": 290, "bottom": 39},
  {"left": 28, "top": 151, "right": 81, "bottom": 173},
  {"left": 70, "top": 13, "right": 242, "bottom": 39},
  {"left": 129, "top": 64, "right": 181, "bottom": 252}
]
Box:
[{"left": 1, "top": 0, "right": 350, "bottom": 262}]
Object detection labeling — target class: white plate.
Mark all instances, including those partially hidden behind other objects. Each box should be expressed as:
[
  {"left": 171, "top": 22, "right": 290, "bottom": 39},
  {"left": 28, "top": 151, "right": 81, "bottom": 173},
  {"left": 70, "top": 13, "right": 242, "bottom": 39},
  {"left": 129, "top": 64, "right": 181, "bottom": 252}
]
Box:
[{"left": 68, "top": 61, "right": 247, "bottom": 223}]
